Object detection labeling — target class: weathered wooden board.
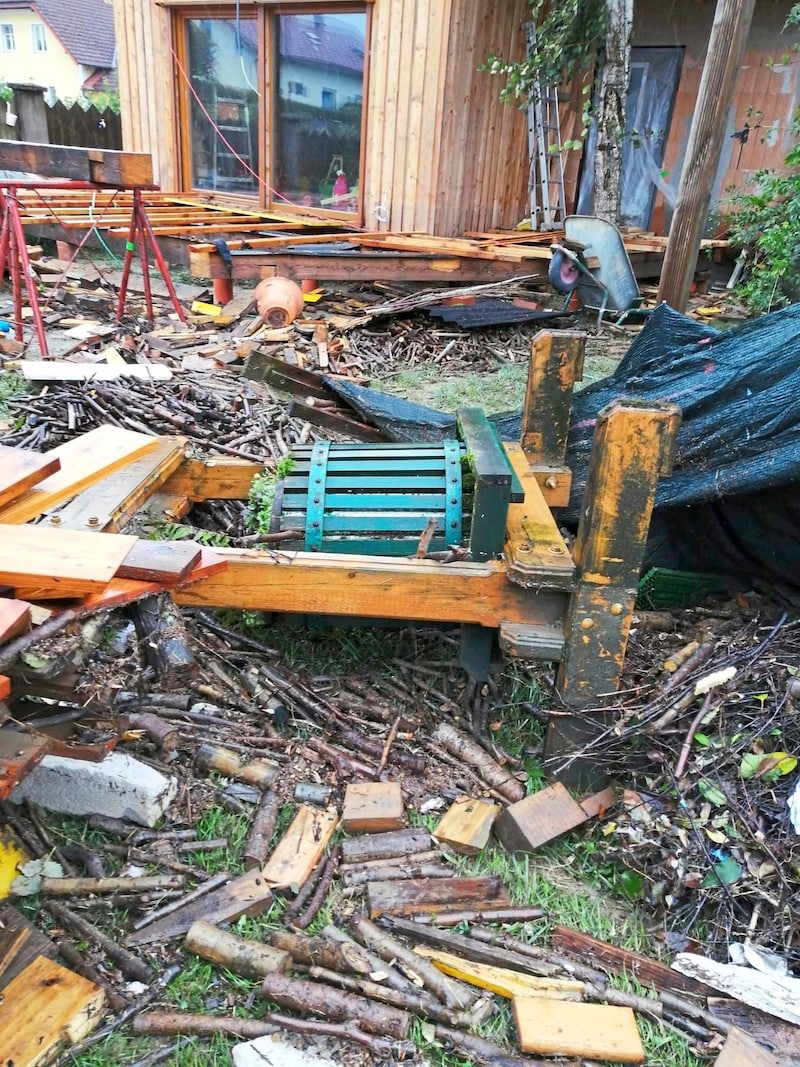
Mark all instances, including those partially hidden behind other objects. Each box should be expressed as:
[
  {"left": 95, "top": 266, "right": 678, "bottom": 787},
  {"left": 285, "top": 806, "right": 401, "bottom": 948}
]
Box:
[
  {"left": 0, "top": 524, "right": 138, "bottom": 600},
  {"left": 0, "top": 597, "right": 31, "bottom": 643},
  {"left": 0, "top": 903, "right": 58, "bottom": 990},
  {"left": 0, "top": 445, "right": 61, "bottom": 510},
  {"left": 415, "top": 947, "right": 584, "bottom": 999},
  {"left": 127, "top": 807, "right": 338, "bottom": 947},
  {"left": 0, "top": 139, "right": 153, "bottom": 187},
  {"left": 260, "top": 805, "right": 339, "bottom": 890},
  {"left": 53, "top": 436, "right": 188, "bottom": 534},
  {"left": 0, "top": 954, "right": 106, "bottom": 1064},
  {"left": 341, "top": 782, "right": 404, "bottom": 833},
  {"left": 117, "top": 540, "right": 202, "bottom": 584},
  {"left": 708, "top": 999, "right": 800, "bottom": 1063},
  {"left": 367, "top": 876, "right": 510, "bottom": 918},
  {"left": 0, "top": 426, "right": 160, "bottom": 524},
  {"left": 714, "top": 1027, "right": 783, "bottom": 1067},
  {"left": 493, "top": 782, "right": 588, "bottom": 853},
  {"left": 433, "top": 796, "right": 500, "bottom": 855},
  {"left": 673, "top": 953, "right": 800, "bottom": 1026},
  {"left": 512, "top": 997, "right": 645, "bottom": 1062}
]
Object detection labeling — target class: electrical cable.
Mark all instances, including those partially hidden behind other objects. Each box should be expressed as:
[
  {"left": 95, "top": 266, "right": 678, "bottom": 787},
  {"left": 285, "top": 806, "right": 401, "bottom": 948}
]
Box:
[{"left": 88, "top": 189, "right": 121, "bottom": 262}]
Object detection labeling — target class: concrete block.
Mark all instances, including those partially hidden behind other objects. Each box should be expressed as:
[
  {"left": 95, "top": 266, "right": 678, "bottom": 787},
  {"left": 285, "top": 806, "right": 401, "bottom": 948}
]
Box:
[{"left": 11, "top": 751, "right": 177, "bottom": 827}]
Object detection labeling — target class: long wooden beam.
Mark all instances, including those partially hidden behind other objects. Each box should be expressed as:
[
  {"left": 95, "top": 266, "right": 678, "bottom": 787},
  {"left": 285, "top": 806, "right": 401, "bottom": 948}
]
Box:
[
  {"left": 173, "top": 548, "right": 567, "bottom": 629},
  {"left": 0, "top": 141, "right": 154, "bottom": 188}
]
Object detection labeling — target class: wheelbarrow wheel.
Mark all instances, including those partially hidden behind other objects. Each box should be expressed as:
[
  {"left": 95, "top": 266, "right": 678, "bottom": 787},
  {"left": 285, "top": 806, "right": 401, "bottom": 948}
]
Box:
[{"left": 548, "top": 249, "right": 581, "bottom": 293}]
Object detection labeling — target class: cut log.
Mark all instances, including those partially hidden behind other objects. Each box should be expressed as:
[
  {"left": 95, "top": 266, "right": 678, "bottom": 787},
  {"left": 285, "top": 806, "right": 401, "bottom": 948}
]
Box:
[
  {"left": 270, "top": 929, "right": 374, "bottom": 975},
  {"left": 243, "top": 788, "right": 282, "bottom": 870},
  {"left": 0, "top": 955, "right": 106, "bottom": 1063},
  {"left": 512, "top": 997, "right": 645, "bottom": 1062},
  {"left": 39, "top": 874, "right": 184, "bottom": 896},
  {"left": 414, "top": 947, "right": 584, "bottom": 999},
  {"left": 130, "top": 592, "right": 198, "bottom": 684},
  {"left": 186, "top": 919, "right": 291, "bottom": 979},
  {"left": 260, "top": 973, "right": 410, "bottom": 1040},
  {"left": 494, "top": 782, "right": 589, "bottom": 852},
  {"left": 430, "top": 723, "right": 525, "bottom": 803},
  {"left": 367, "top": 876, "right": 510, "bottom": 918},
  {"left": 0, "top": 443, "right": 61, "bottom": 509},
  {"left": 343, "top": 862, "right": 454, "bottom": 887},
  {"left": 196, "top": 743, "right": 279, "bottom": 789},
  {"left": 340, "top": 829, "right": 432, "bottom": 865},
  {"left": 341, "top": 781, "right": 404, "bottom": 833},
  {"left": 433, "top": 796, "right": 500, "bottom": 855}
]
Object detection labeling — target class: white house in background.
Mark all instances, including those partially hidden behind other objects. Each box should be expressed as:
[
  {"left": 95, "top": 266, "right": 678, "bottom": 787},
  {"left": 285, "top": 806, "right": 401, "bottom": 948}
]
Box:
[{"left": 0, "top": 0, "right": 116, "bottom": 102}]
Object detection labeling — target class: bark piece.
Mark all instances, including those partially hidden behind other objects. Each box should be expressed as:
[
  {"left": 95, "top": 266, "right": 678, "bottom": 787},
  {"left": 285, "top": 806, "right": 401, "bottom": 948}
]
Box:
[
  {"left": 186, "top": 920, "right": 290, "bottom": 979},
  {"left": 512, "top": 997, "right": 645, "bottom": 1062},
  {"left": 430, "top": 723, "right": 525, "bottom": 803},
  {"left": 341, "top": 781, "right": 404, "bottom": 833},
  {"left": 130, "top": 592, "right": 197, "bottom": 684},
  {"left": 673, "top": 953, "right": 800, "bottom": 1026},
  {"left": 433, "top": 796, "right": 500, "bottom": 855},
  {"left": 494, "top": 783, "right": 588, "bottom": 853},
  {"left": 242, "top": 789, "right": 281, "bottom": 870},
  {"left": 260, "top": 973, "right": 410, "bottom": 1040},
  {"left": 367, "top": 876, "right": 510, "bottom": 918}
]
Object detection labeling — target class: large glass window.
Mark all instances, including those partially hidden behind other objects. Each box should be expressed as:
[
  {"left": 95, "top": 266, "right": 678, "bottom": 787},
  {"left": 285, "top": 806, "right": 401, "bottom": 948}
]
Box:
[
  {"left": 185, "top": 16, "right": 259, "bottom": 194},
  {"left": 273, "top": 12, "right": 366, "bottom": 212}
]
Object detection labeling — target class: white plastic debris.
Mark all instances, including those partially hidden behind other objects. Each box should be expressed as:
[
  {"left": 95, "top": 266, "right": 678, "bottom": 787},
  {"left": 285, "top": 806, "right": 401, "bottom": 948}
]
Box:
[
  {"left": 694, "top": 666, "right": 737, "bottom": 696},
  {"left": 787, "top": 778, "right": 800, "bottom": 833}
]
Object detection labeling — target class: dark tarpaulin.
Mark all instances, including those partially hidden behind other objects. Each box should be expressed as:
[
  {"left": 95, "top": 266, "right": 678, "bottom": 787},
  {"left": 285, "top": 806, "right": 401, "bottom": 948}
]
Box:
[{"left": 326, "top": 303, "right": 800, "bottom": 592}]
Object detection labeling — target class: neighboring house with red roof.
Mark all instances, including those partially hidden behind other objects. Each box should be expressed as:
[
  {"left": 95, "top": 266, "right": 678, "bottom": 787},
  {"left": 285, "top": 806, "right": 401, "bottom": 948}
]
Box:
[{"left": 0, "top": 0, "right": 116, "bottom": 103}]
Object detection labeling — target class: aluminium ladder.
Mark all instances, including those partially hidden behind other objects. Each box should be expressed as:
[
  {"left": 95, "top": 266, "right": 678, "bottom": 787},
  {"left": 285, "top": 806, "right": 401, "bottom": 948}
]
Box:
[{"left": 526, "top": 26, "right": 567, "bottom": 231}]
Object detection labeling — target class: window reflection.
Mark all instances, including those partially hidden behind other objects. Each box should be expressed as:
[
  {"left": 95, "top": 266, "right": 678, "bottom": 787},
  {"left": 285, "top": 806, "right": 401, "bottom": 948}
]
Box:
[
  {"left": 274, "top": 13, "right": 365, "bottom": 212},
  {"left": 187, "top": 17, "right": 259, "bottom": 194}
]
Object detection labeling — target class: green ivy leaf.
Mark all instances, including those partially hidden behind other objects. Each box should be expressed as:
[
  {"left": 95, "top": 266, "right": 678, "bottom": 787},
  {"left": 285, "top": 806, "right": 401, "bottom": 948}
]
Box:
[{"left": 702, "top": 856, "right": 743, "bottom": 888}]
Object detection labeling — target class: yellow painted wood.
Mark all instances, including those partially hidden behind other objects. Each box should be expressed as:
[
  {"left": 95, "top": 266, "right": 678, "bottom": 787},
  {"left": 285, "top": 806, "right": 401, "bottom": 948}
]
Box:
[
  {"left": 0, "top": 524, "right": 138, "bottom": 600},
  {"left": 173, "top": 548, "right": 568, "bottom": 630},
  {"left": 261, "top": 805, "right": 339, "bottom": 890},
  {"left": 0, "top": 955, "right": 106, "bottom": 1065},
  {"left": 433, "top": 796, "right": 499, "bottom": 855},
  {"left": 503, "top": 444, "right": 574, "bottom": 589},
  {"left": 512, "top": 997, "right": 645, "bottom": 1062},
  {"left": 0, "top": 426, "right": 159, "bottom": 524},
  {"left": 414, "top": 948, "right": 584, "bottom": 999}
]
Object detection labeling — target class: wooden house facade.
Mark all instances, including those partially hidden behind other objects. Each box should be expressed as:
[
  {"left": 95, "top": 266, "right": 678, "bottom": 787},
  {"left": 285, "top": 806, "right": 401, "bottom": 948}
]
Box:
[{"left": 112, "top": 0, "right": 800, "bottom": 238}]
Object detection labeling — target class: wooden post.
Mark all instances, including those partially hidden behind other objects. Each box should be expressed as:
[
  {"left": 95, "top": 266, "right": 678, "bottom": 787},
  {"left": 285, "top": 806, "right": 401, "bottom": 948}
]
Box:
[
  {"left": 520, "top": 330, "right": 585, "bottom": 507},
  {"left": 657, "top": 0, "right": 756, "bottom": 311},
  {"left": 546, "top": 400, "right": 681, "bottom": 786}
]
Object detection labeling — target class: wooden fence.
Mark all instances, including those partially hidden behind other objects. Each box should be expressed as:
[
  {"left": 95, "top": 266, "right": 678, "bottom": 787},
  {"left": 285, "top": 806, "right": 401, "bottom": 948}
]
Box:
[{"left": 0, "top": 99, "right": 121, "bottom": 150}]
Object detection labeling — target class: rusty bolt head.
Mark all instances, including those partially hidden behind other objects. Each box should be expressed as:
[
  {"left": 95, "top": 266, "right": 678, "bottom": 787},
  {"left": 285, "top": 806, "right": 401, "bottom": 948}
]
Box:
[
  {"left": 610, "top": 602, "right": 624, "bottom": 615},
  {"left": 580, "top": 617, "right": 594, "bottom": 630}
]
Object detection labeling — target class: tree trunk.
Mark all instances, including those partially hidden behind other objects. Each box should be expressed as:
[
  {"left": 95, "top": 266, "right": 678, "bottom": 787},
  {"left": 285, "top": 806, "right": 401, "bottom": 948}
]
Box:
[{"left": 592, "top": 0, "right": 633, "bottom": 223}]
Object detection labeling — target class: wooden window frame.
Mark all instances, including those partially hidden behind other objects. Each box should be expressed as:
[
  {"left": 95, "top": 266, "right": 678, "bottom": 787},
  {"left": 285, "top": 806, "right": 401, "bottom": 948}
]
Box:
[{"left": 171, "top": 1, "right": 369, "bottom": 222}]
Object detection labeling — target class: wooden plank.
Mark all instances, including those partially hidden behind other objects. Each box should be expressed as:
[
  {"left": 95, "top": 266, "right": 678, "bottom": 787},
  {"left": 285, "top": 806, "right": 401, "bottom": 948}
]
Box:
[
  {"left": 0, "top": 426, "right": 160, "bottom": 524},
  {"left": 512, "top": 997, "right": 645, "bottom": 1063},
  {"left": 53, "top": 436, "right": 188, "bottom": 533},
  {"left": 341, "top": 782, "right": 404, "bottom": 833},
  {"left": 0, "top": 445, "right": 61, "bottom": 510},
  {"left": 415, "top": 947, "right": 584, "bottom": 999},
  {"left": 715, "top": 1027, "right": 782, "bottom": 1067},
  {"left": 0, "top": 727, "right": 51, "bottom": 799},
  {"left": 0, "top": 902, "right": 58, "bottom": 990},
  {"left": 367, "top": 876, "right": 510, "bottom": 918},
  {"left": 0, "top": 597, "right": 31, "bottom": 643},
  {"left": 260, "top": 805, "right": 339, "bottom": 890},
  {"left": 162, "top": 457, "right": 262, "bottom": 501},
  {"left": 0, "top": 525, "right": 138, "bottom": 600},
  {"left": 493, "top": 783, "right": 588, "bottom": 853},
  {"left": 549, "top": 925, "right": 718, "bottom": 999},
  {"left": 433, "top": 796, "right": 500, "bottom": 855},
  {"left": 117, "top": 540, "right": 202, "bottom": 584},
  {"left": 672, "top": 953, "right": 800, "bottom": 1027},
  {"left": 127, "top": 806, "right": 338, "bottom": 947},
  {"left": 10, "top": 361, "right": 172, "bottom": 383},
  {"left": 503, "top": 444, "right": 574, "bottom": 590},
  {"left": 0, "top": 954, "right": 106, "bottom": 1064},
  {"left": 0, "top": 139, "right": 153, "bottom": 187},
  {"left": 173, "top": 547, "right": 568, "bottom": 631}
]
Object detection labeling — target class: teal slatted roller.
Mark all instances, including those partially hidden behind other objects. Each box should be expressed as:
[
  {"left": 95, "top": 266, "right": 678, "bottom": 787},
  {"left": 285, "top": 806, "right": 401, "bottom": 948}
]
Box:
[{"left": 272, "top": 441, "right": 465, "bottom": 555}]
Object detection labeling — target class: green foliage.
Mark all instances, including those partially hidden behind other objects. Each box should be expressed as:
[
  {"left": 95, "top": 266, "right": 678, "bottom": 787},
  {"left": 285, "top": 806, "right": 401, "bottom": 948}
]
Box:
[
  {"left": 152, "top": 521, "right": 230, "bottom": 547},
  {"left": 0, "top": 81, "right": 12, "bottom": 103},
  {"left": 482, "top": 0, "right": 605, "bottom": 112},
  {"left": 245, "top": 456, "right": 295, "bottom": 534}
]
